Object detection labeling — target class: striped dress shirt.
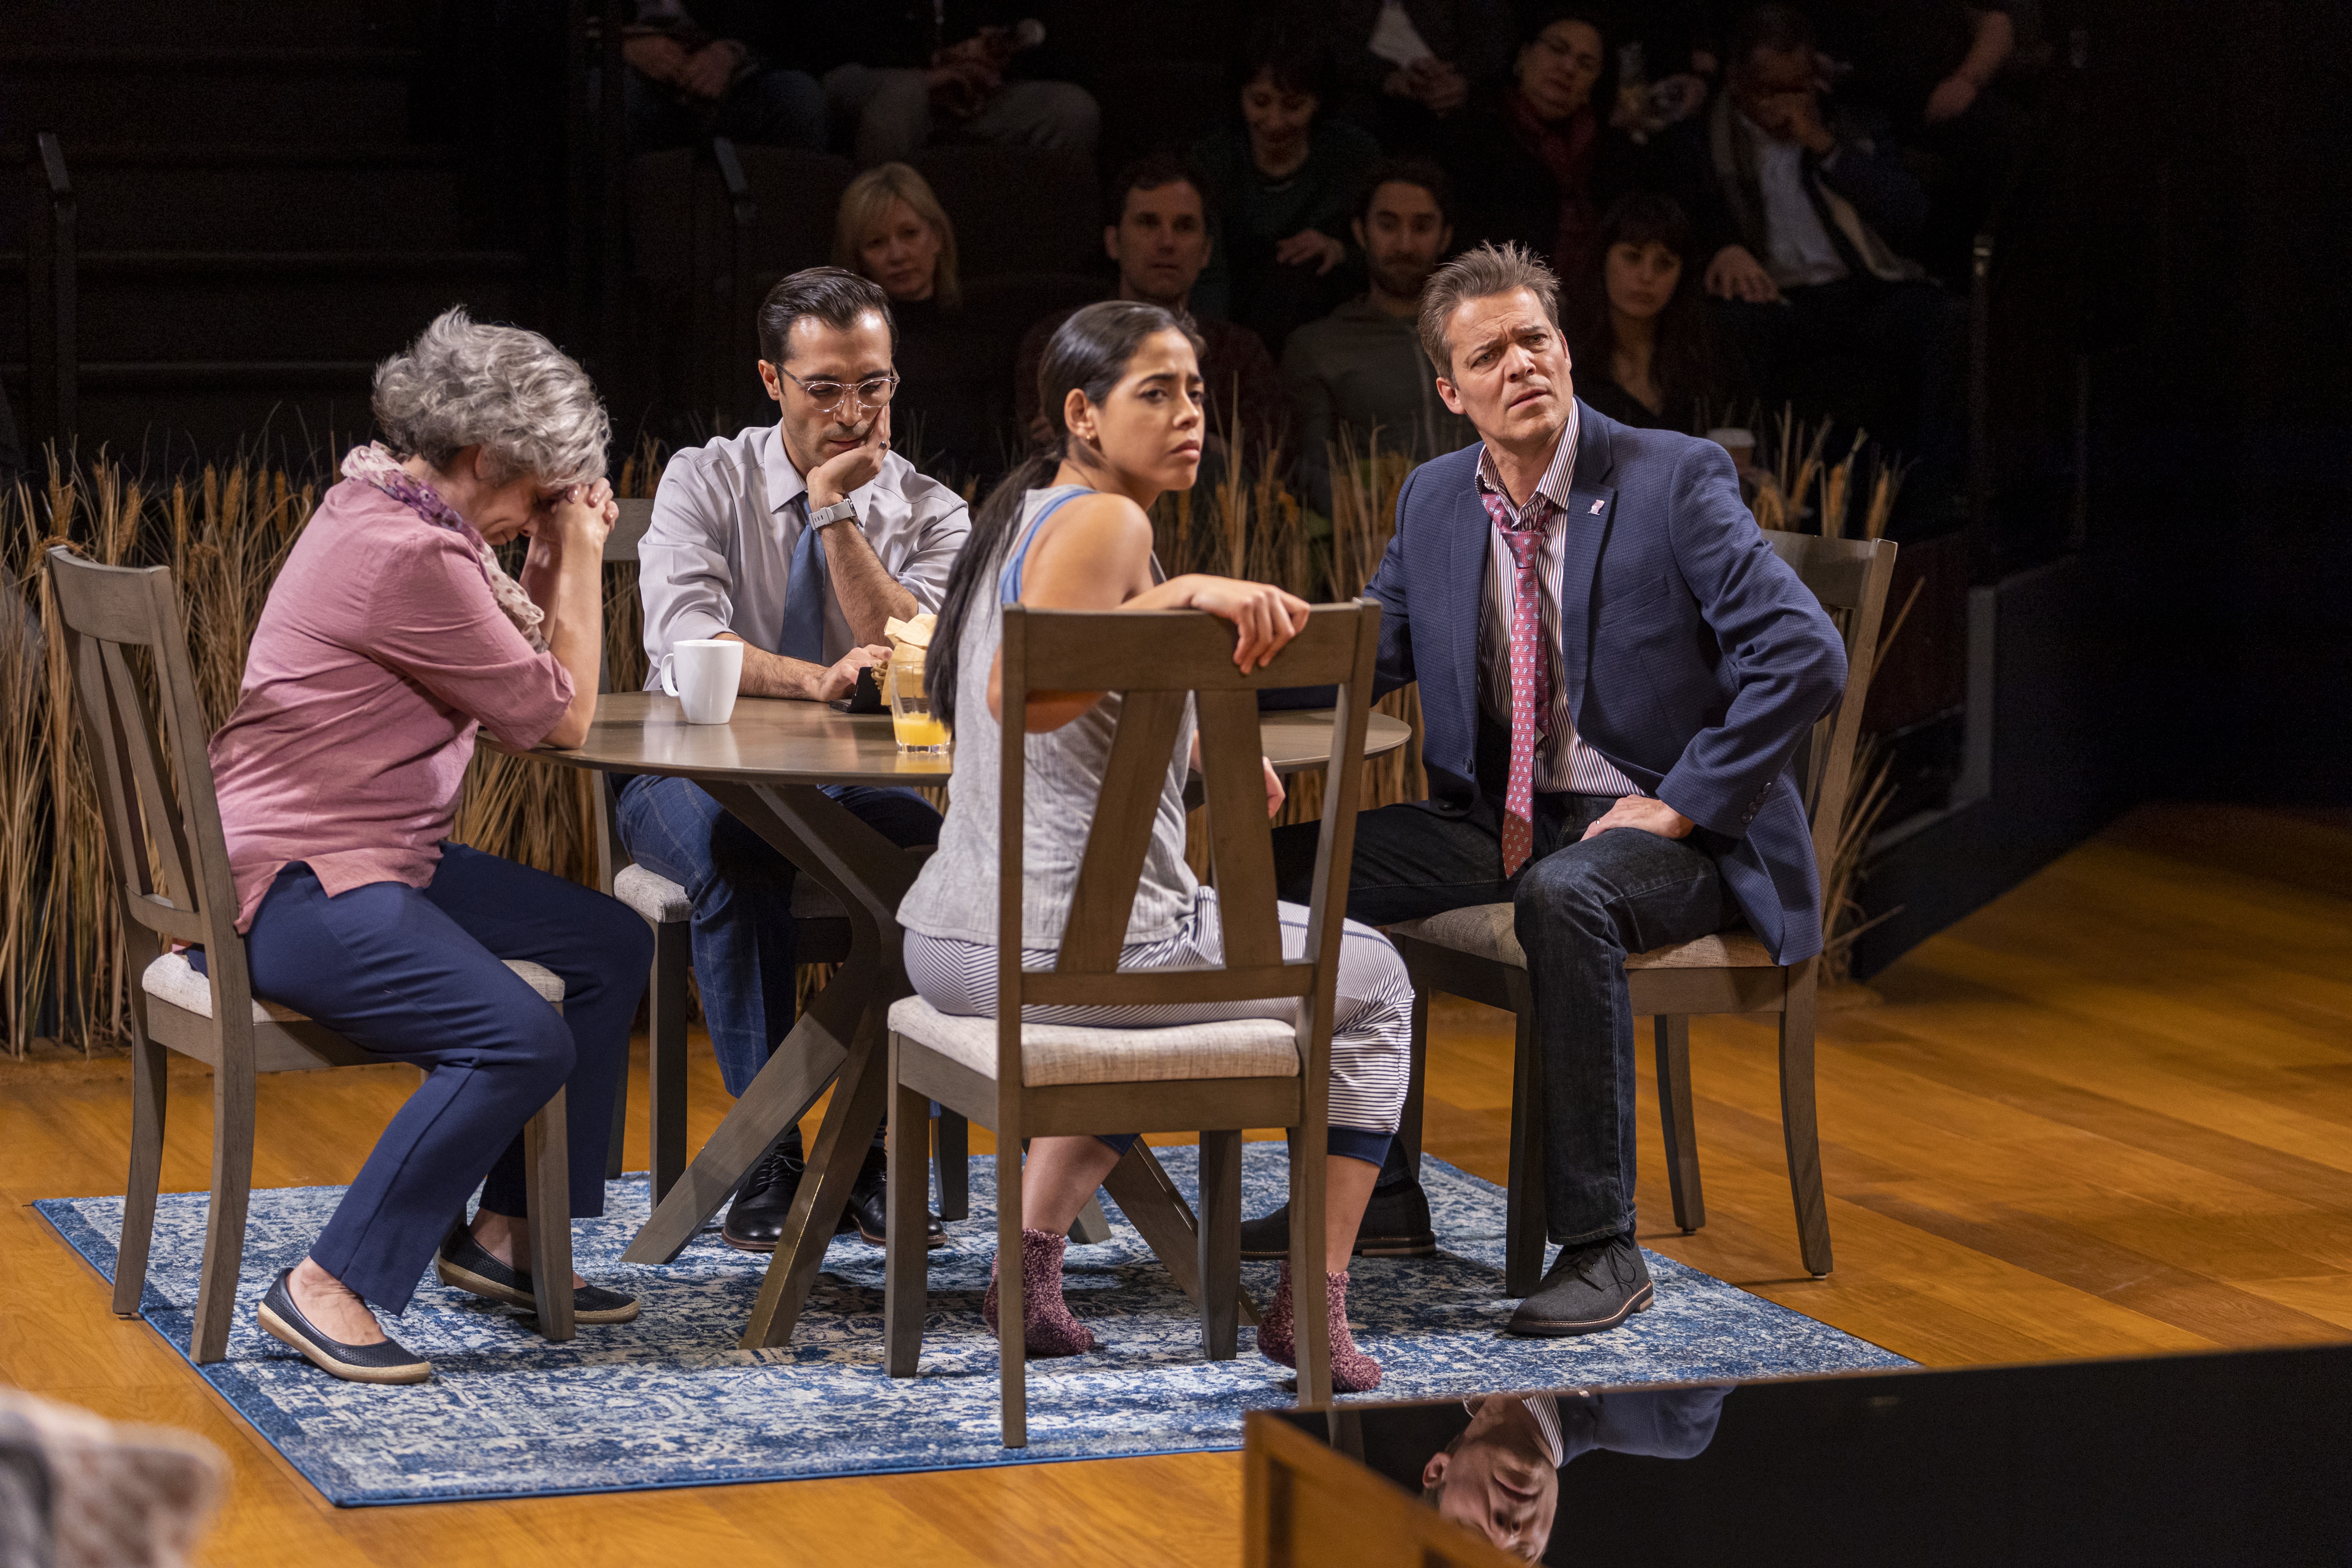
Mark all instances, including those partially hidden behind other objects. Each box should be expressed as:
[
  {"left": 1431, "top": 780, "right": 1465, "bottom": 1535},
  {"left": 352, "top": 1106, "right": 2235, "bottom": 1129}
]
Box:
[{"left": 1473, "top": 409, "right": 1642, "bottom": 799}]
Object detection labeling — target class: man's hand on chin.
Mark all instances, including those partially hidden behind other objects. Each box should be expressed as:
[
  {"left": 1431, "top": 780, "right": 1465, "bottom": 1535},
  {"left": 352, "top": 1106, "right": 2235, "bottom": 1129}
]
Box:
[{"left": 1581, "top": 796, "right": 1695, "bottom": 842}]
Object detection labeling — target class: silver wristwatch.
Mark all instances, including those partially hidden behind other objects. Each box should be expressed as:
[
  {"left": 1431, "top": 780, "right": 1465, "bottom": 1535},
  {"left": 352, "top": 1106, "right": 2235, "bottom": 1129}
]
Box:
[{"left": 808, "top": 497, "right": 858, "bottom": 529}]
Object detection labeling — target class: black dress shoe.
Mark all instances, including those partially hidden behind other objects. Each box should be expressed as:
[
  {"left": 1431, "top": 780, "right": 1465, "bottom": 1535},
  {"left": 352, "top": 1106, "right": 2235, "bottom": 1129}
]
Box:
[
  {"left": 1240, "top": 1180, "right": 1438, "bottom": 1260},
  {"left": 841, "top": 1145, "right": 948, "bottom": 1248},
  {"left": 257, "top": 1268, "right": 433, "bottom": 1384},
  {"left": 434, "top": 1226, "right": 640, "bottom": 1324},
  {"left": 1507, "top": 1232, "right": 1653, "bottom": 1337},
  {"left": 721, "top": 1137, "right": 809, "bottom": 1253}
]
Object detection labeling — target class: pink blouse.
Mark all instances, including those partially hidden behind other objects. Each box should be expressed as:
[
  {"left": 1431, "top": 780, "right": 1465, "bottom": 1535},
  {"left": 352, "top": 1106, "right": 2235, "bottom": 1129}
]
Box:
[{"left": 207, "top": 479, "right": 575, "bottom": 930}]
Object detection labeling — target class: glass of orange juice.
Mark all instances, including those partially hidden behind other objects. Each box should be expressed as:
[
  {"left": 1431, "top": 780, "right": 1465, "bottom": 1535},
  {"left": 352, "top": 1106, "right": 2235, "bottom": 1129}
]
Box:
[{"left": 887, "top": 642, "right": 949, "bottom": 754}]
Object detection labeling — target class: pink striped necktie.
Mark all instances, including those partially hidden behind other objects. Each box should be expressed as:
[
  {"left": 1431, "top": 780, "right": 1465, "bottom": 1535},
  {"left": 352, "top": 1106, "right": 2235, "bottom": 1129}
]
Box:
[{"left": 1487, "top": 501, "right": 1553, "bottom": 877}]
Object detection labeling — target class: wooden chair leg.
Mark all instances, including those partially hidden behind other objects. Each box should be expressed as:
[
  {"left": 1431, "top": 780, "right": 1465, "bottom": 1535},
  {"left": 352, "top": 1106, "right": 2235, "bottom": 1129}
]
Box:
[
  {"left": 1399, "top": 986, "right": 1429, "bottom": 1181},
  {"left": 1503, "top": 1001, "right": 1548, "bottom": 1298},
  {"left": 933, "top": 1108, "right": 969, "bottom": 1221},
  {"left": 1101, "top": 1142, "right": 1260, "bottom": 1326},
  {"left": 525, "top": 1089, "right": 576, "bottom": 1342},
  {"left": 1778, "top": 959, "right": 1835, "bottom": 1278},
  {"left": 191, "top": 1051, "right": 256, "bottom": 1366},
  {"left": 883, "top": 1051, "right": 929, "bottom": 1378},
  {"left": 1068, "top": 1195, "right": 1113, "bottom": 1246},
  {"left": 1289, "top": 1129, "right": 1332, "bottom": 1406},
  {"left": 647, "top": 920, "right": 690, "bottom": 1207},
  {"left": 998, "top": 1136, "right": 1027, "bottom": 1448},
  {"left": 114, "top": 1027, "right": 168, "bottom": 1319},
  {"left": 1653, "top": 1015, "right": 1707, "bottom": 1233},
  {"left": 1197, "top": 1130, "right": 1242, "bottom": 1360}
]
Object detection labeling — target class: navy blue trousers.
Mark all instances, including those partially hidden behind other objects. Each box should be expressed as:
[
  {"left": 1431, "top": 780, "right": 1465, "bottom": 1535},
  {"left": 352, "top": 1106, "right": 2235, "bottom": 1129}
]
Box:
[{"left": 223, "top": 844, "right": 652, "bottom": 1312}]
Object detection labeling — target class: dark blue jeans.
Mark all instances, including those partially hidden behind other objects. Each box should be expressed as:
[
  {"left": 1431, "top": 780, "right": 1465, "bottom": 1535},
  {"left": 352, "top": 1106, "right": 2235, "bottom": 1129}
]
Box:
[
  {"left": 217, "top": 844, "right": 652, "bottom": 1312},
  {"left": 1275, "top": 793, "right": 1734, "bottom": 1246},
  {"left": 613, "top": 775, "right": 941, "bottom": 1098}
]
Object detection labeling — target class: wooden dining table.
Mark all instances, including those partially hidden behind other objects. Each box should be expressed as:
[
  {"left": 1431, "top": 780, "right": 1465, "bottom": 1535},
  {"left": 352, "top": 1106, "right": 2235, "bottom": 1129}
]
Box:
[{"left": 535, "top": 690, "right": 1410, "bottom": 1349}]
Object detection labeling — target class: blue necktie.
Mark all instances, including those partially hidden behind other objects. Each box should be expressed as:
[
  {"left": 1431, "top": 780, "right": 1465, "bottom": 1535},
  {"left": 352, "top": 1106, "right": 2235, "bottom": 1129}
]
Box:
[{"left": 780, "top": 497, "right": 830, "bottom": 665}]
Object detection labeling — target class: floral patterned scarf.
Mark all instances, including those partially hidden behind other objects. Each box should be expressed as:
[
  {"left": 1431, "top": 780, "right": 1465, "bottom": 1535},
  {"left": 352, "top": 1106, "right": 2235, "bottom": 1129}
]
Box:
[{"left": 341, "top": 443, "right": 548, "bottom": 651}]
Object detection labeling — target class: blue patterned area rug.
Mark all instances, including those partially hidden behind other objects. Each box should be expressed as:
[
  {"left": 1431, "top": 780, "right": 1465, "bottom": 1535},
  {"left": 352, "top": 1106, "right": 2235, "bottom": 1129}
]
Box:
[{"left": 35, "top": 1147, "right": 1904, "bottom": 1506}]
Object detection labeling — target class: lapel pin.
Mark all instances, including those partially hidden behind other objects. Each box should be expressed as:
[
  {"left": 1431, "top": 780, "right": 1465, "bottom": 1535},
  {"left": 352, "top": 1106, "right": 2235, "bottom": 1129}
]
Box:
[{"left": 1589, "top": 498, "right": 1606, "bottom": 514}]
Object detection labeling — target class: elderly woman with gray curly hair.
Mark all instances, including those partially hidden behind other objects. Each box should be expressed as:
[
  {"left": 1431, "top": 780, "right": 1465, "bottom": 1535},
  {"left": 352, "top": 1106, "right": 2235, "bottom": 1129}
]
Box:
[{"left": 200, "top": 308, "right": 655, "bottom": 1384}]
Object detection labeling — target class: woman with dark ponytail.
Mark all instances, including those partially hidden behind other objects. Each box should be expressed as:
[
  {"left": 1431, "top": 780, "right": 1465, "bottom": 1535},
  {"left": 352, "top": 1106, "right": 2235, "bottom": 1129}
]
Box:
[{"left": 901, "top": 300, "right": 1413, "bottom": 1393}]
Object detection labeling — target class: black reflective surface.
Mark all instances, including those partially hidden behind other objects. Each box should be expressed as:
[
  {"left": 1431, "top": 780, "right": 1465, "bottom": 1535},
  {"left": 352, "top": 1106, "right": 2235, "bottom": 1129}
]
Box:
[{"left": 1281, "top": 1344, "right": 2352, "bottom": 1565}]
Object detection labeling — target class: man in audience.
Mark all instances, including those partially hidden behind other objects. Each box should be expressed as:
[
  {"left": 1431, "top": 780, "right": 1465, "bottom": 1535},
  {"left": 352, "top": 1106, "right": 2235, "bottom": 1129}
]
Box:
[
  {"left": 1283, "top": 156, "right": 1476, "bottom": 513},
  {"left": 1249, "top": 243, "right": 1846, "bottom": 1336},
  {"left": 1320, "top": 0, "right": 1513, "bottom": 152},
  {"left": 624, "top": 268, "right": 967, "bottom": 1252},
  {"left": 621, "top": 0, "right": 826, "bottom": 152},
  {"left": 1697, "top": 3, "right": 1964, "bottom": 483},
  {"left": 1012, "top": 154, "right": 1285, "bottom": 451},
  {"left": 820, "top": 5, "right": 1099, "bottom": 167}
]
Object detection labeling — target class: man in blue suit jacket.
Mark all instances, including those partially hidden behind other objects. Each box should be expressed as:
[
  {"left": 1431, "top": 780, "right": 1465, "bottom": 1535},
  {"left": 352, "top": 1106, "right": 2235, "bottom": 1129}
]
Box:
[{"left": 1256, "top": 242, "right": 1846, "bottom": 1335}]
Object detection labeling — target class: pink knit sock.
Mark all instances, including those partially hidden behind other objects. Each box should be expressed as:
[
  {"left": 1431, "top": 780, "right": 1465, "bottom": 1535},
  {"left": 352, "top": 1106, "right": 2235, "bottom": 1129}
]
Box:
[
  {"left": 1256, "top": 1264, "right": 1382, "bottom": 1393},
  {"left": 982, "top": 1226, "right": 1096, "bottom": 1357}
]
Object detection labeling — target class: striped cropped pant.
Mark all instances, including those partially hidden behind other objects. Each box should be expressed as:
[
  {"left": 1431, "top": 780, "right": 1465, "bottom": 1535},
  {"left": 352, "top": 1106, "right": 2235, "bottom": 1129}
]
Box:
[{"left": 902, "top": 887, "right": 1413, "bottom": 1166}]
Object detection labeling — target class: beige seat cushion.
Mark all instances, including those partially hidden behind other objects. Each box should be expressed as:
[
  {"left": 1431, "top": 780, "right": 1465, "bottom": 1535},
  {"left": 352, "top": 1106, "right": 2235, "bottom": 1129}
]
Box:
[
  {"left": 1389, "top": 904, "right": 1777, "bottom": 971},
  {"left": 612, "top": 862, "right": 847, "bottom": 926},
  {"left": 143, "top": 950, "right": 564, "bottom": 1024},
  {"left": 887, "top": 994, "right": 1300, "bottom": 1087}
]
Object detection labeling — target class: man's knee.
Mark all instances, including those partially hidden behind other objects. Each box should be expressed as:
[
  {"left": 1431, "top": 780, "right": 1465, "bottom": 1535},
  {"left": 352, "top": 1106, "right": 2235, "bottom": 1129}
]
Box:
[{"left": 1514, "top": 847, "right": 1616, "bottom": 938}]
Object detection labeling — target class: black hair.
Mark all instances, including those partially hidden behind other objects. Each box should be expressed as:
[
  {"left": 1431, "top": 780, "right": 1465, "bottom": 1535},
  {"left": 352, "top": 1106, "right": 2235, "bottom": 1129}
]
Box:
[
  {"left": 1516, "top": 4, "right": 1619, "bottom": 121},
  {"left": 931, "top": 300, "right": 1206, "bottom": 731},
  {"left": 1566, "top": 192, "right": 1720, "bottom": 425},
  {"left": 1106, "top": 151, "right": 1214, "bottom": 224},
  {"left": 756, "top": 266, "right": 897, "bottom": 365},
  {"left": 1729, "top": 3, "right": 1818, "bottom": 66},
  {"left": 1232, "top": 18, "right": 1336, "bottom": 109},
  {"left": 1355, "top": 155, "right": 1454, "bottom": 229}
]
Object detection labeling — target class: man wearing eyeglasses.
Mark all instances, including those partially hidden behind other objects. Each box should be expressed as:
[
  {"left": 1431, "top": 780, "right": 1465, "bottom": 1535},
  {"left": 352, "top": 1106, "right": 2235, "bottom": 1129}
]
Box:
[{"left": 624, "top": 266, "right": 969, "bottom": 1253}]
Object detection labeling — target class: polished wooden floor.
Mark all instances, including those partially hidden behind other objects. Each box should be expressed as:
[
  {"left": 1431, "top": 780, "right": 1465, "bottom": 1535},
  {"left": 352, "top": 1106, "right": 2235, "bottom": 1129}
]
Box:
[{"left": 4, "top": 802, "right": 2348, "bottom": 1564}]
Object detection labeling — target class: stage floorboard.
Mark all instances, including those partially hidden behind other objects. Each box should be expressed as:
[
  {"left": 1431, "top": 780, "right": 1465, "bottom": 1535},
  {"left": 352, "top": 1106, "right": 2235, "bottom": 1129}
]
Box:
[{"left": 5, "top": 802, "right": 2347, "bottom": 1564}]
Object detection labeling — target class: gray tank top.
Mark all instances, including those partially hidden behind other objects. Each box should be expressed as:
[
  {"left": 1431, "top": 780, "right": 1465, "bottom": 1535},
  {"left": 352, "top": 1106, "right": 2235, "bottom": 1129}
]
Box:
[{"left": 897, "top": 484, "right": 1199, "bottom": 950}]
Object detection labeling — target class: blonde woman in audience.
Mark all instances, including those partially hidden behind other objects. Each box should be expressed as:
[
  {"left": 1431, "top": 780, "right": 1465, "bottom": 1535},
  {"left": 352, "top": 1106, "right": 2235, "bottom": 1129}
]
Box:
[{"left": 834, "top": 161, "right": 962, "bottom": 308}]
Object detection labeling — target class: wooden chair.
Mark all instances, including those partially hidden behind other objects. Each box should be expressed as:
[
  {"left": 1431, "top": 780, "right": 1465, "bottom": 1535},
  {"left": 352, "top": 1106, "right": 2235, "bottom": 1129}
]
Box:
[
  {"left": 883, "top": 601, "right": 1383, "bottom": 1444},
  {"left": 590, "top": 498, "right": 969, "bottom": 1219},
  {"left": 46, "top": 548, "right": 579, "bottom": 1364},
  {"left": 1387, "top": 533, "right": 1898, "bottom": 1291}
]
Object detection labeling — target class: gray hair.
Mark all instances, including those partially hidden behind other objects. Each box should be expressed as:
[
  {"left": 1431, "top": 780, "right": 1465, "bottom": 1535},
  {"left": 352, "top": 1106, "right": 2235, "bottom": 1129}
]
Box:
[
  {"left": 371, "top": 307, "right": 610, "bottom": 487},
  {"left": 1417, "top": 241, "right": 1561, "bottom": 376}
]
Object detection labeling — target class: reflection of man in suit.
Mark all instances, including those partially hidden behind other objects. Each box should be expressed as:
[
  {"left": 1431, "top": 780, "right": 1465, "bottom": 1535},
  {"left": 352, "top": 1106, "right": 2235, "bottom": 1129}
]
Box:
[
  {"left": 1408, "top": 1386, "right": 1732, "bottom": 1560},
  {"left": 1254, "top": 241, "right": 1846, "bottom": 1337}
]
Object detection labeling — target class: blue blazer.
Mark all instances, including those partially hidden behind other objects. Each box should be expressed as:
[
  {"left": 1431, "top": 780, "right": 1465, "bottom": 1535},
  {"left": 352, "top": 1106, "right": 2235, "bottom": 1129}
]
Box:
[{"left": 1363, "top": 405, "right": 1847, "bottom": 965}]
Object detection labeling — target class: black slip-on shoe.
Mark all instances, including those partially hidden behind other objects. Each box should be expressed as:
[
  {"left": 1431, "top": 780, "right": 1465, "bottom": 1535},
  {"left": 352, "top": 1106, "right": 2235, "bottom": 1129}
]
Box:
[
  {"left": 1239, "top": 1181, "right": 1439, "bottom": 1260},
  {"left": 842, "top": 1146, "right": 948, "bottom": 1248},
  {"left": 435, "top": 1227, "right": 640, "bottom": 1324},
  {"left": 1507, "top": 1233, "right": 1654, "bottom": 1337},
  {"left": 722, "top": 1138, "right": 809, "bottom": 1253},
  {"left": 257, "top": 1268, "right": 433, "bottom": 1385}
]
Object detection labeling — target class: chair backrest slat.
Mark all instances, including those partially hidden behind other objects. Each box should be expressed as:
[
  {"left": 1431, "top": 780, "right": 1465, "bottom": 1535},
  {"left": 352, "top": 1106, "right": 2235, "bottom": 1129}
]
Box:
[
  {"left": 1193, "top": 689, "right": 1286, "bottom": 969},
  {"left": 1055, "top": 687, "right": 1190, "bottom": 974},
  {"left": 1763, "top": 533, "right": 1899, "bottom": 889}
]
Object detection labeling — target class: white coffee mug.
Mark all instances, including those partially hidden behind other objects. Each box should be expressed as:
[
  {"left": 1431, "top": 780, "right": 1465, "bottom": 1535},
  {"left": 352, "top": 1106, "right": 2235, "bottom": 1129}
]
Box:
[{"left": 661, "top": 638, "right": 744, "bottom": 724}]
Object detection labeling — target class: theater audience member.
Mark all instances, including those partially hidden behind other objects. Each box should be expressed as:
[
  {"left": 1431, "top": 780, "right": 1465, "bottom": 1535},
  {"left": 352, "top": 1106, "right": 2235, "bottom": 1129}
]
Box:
[
  {"left": 906, "top": 299, "right": 1412, "bottom": 1391},
  {"left": 621, "top": 0, "right": 825, "bottom": 152},
  {"left": 1191, "top": 23, "right": 1381, "bottom": 357},
  {"left": 1567, "top": 193, "right": 1748, "bottom": 433},
  {"left": 1321, "top": 0, "right": 1513, "bottom": 152},
  {"left": 834, "top": 163, "right": 997, "bottom": 481},
  {"left": 821, "top": 4, "right": 1099, "bottom": 167},
  {"left": 1446, "top": 7, "right": 1677, "bottom": 285},
  {"left": 623, "top": 269, "right": 965, "bottom": 1252},
  {"left": 1698, "top": 5, "right": 1962, "bottom": 473},
  {"left": 1283, "top": 157, "right": 1476, "bottom": 512},
  {"left": 1013, "top": 154, "right": 1284, "bottom": 451},
  {"left": 203, "top": 309, "right": 650, "bottom": 1383}
]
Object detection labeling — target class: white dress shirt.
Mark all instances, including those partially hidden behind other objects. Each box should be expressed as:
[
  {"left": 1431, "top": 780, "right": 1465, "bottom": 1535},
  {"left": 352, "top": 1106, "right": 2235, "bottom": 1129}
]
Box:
[
  {"left": 1473, "top": 406, "right": 1640, "bottom": 799},
  {"left": 1742, "top": 112, "right": 1849, "bottom": 289},
  {"left": 637, "top": 423, "right": 970, "bottom": 689}
]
